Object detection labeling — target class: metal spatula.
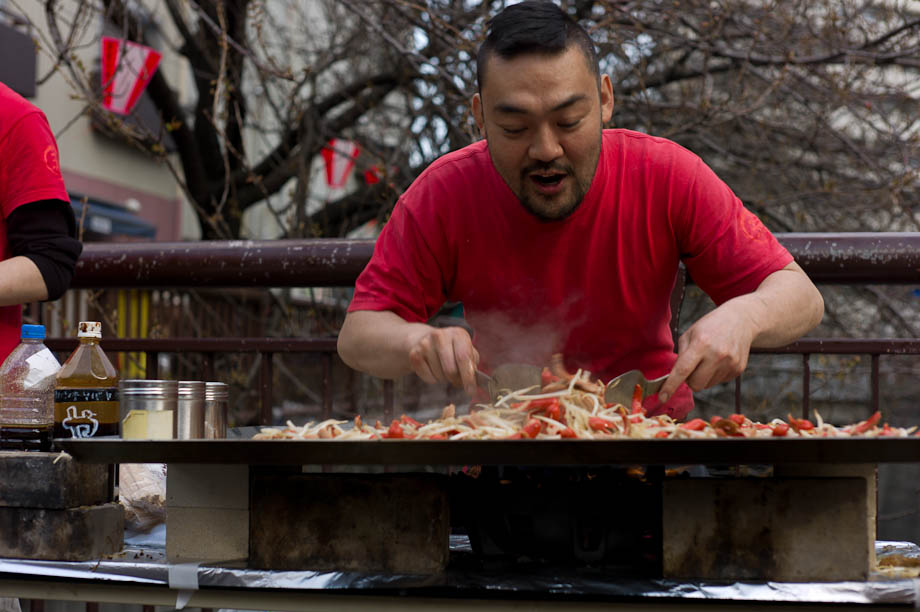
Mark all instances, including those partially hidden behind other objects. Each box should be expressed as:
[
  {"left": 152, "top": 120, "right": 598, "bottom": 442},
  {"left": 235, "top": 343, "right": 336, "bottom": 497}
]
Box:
[
  {"left": 475, "top": 363, "right": 542, "bottom": 401},
  {"left": 604, "top": 370, "right": 668, "bottom": 407}
]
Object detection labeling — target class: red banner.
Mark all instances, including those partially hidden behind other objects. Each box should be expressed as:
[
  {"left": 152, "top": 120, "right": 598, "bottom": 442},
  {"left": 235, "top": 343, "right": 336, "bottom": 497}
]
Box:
[{"left": 101, "top": 37, "right": 162, "bottom": 115}]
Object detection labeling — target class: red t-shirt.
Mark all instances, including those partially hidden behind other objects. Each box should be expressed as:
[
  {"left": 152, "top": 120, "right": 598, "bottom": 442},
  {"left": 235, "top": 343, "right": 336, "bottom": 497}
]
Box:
[
  {"left": 0, "top": 82, "right": 69, "bottom": 360},
  {"left": 349, "top": 129, "right": 792, "bottom": 419}
]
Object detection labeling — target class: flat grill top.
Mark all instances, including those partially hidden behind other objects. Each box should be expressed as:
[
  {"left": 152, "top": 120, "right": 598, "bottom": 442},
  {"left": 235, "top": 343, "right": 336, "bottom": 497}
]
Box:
[{"left": 59, "top": 437, "right": 920, "bottom": 466}]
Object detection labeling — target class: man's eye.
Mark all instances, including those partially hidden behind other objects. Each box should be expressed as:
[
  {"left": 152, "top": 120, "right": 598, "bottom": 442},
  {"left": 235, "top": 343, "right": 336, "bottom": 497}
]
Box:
[
  {"left": 502, "top": 127, "right": 526, "bottom": 135},
  {"left": 559, "top": 120, "right": 580, "bottom": 129}
]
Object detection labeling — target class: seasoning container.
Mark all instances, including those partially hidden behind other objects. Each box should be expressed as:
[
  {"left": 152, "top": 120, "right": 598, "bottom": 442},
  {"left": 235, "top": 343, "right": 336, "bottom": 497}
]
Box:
[
  {"left": 177, "top": 380, "right": 205, "bottom": 439},
  {"left": 203, "top": 382, "right": 229, "bottom": 439},
  {"left": 54, "top": 321, "right": 119, "bottom": 440},
  {"left": 119, "top": 379, "right": 177, "bottom": 439}
]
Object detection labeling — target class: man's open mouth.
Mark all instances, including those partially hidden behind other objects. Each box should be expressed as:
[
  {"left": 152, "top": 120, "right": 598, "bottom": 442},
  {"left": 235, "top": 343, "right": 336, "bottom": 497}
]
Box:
[{"left": 531, "top": 173, "right": 566, "bottom": 186}]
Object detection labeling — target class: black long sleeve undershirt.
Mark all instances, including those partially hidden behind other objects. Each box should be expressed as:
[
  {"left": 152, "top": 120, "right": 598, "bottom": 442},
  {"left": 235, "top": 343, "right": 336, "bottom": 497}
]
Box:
[{"left": 6, "top": 199, "right": 83, "bottom": 300}]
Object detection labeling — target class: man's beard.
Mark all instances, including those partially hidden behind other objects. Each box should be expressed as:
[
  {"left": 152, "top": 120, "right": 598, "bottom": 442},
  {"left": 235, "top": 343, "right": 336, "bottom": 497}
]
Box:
[
  {"left": 484, "top": 130, "right": 601, "bottom": 223},
  {"left": 516, "top": 161, "right": 588, "bottom": 222}
]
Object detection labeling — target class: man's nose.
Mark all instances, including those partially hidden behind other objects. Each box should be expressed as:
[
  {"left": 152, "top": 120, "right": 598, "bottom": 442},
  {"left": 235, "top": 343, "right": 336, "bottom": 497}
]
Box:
[{"left": 528, "top": 124, "right": 563, "bottom": 162}]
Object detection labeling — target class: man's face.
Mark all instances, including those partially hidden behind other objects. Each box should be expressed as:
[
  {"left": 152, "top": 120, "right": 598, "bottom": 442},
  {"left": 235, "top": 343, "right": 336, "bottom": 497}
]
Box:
[{"left": 472, "top": 45, "right": 614, "bottom": 221}]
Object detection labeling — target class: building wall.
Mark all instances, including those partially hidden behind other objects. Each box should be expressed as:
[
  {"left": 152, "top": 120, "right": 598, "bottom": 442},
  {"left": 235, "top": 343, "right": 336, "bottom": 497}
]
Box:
[{"left": 9, "top": 1, "right": 198, "bottom": 242}]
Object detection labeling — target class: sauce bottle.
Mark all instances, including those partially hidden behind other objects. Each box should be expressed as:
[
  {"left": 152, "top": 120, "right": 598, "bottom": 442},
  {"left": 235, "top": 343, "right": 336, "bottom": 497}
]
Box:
[
  {"left": 54, "top": 321, "right": 119, "bottom": 439},
  {"left": 0, "top": 324, "right": 61, "bottom": 451}
]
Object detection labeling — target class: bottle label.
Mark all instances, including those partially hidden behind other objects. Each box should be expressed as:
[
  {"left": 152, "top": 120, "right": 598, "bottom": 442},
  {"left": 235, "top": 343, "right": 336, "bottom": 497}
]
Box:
[
  {"left": 54, "top": 388, "right": 119, "bottom": 438},
  {"left": 54, "top": 388, "right": 118, "bottom": 403},
  {"left": 24, "top": 348, "right": 61, "bottom": 389}
]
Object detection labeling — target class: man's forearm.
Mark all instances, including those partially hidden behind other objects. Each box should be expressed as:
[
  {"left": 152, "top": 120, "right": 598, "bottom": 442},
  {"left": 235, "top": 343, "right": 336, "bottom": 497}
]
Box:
[
  {"left": 0, "top": 256, "right": 49, "bottom": 306},
  {"left": 739, "top": 262, "right": 824, "bottom": 348},
  {"left": 337, "top": 310, "right": 432, "bottom": 379}
]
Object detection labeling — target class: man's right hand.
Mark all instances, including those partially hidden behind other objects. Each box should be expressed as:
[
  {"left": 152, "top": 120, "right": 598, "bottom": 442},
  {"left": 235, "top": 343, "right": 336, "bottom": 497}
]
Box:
[
  {"left": 337, "top": 310, "right": 480, "bottom": 396},
  {"left": 407, "top": 325, "right": 480, "bottom": 396}
]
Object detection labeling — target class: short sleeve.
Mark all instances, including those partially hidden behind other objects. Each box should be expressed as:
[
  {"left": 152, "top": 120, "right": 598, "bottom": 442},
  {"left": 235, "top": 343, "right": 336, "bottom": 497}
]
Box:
[
  {"left": 348, "top": 193, "right": 450, "bottom": 323},
  {"left": 0, "top": 111, "right": 68, "bottom": 217},
  {"left": 672, "top": 155, "right": 792, "bottom": 305}
]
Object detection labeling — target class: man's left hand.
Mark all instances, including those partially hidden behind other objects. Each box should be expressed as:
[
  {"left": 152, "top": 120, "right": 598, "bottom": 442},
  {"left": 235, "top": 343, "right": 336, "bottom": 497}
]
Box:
[{"left": 658, "top": 301, "right": 756, "bottom": 403}]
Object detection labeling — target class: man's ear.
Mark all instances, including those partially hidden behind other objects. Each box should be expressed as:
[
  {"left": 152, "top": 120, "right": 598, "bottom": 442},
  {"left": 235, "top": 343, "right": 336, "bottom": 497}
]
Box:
[
  {"left": 599, "top": 74, "right": 614, "bottom": 124},
  {"left": 471, "top": 93, "right": 486, "bottom": 138}
]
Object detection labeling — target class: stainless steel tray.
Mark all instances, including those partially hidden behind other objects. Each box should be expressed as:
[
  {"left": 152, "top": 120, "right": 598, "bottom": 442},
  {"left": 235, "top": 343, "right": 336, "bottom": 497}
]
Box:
[{"left": 58, "top": 437, "right": 920, "bottom": 466}]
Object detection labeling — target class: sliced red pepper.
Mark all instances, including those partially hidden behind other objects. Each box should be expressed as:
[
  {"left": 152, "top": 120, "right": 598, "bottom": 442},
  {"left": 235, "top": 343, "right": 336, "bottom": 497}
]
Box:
[
  {"left": 541, "top": 367, "right": 560, "bottom": 386},
  {"left": 522, "top": 418, "right": 542, "bottom": 439},
  {"left": 631, "top": 384, "right": 644, "bottom": 414},
  {"left": 729, "top": 413, "right": 747, "bottom": 426},
  {"left": 655, "top": 430, "right": 671, "bottom": 438},
  {"left": 852, "top": 411, "right": 881, "bottom": 434},
  {"left": 427, "top": 433, "right": 446, "bottom": 440},
  {"left": 543, "top": 400, "right": 563, "bottom": 421},
  {"left": 680, "top": 418, "right": 707, "bottom": 431},
  {"left": 772, "top": 423, "right": 790, "bottom": 437},
  {"left": 588, "top": 416, "right": 616, "bottom": 432},
  {"left": 787, "top": 414, "right": 814, "bottom": 433},
  {"left": 559, "top": 427, "right": 577, "bottom": 438},
  {"left": 505, "top": 432, "right": 524, "bottom": 440},
  {"left": 384, "top": 420, "right": 404, "bottom": 439},
  {"left": 400, "top": 414, "right": 422, "bottom": 428},
  {"left": 710, "top": 415, "right": 723, "bottom": 425}
]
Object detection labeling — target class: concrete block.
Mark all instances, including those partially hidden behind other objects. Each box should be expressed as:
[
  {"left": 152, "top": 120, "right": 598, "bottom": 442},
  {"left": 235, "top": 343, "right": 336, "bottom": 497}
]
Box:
[
  {"left": 166, "top": 464, "right": 250, "bottom": 563},
  {"left": 663, "top": 477, "right": 868, "bottom": 581},
  {"left": 0, "top": 502, "right": 124, "bottom": 561},
  {"left": 166, "top": 464, "right": 248, "bottom": 509},
  {"left": 774, "top": 463, "right": 877, "bottom": 570},
  {"left": 166, "top": 506, "right": 249, "bottom": 563},
  {"left": 249, "top": 473, "right": 450, "bottom": 574},
  {"left": 0, "top": 451, "right": 110, "bottom": 508}
]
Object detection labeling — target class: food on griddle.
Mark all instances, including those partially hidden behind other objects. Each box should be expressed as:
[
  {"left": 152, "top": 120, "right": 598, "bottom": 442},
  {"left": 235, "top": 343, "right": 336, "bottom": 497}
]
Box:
[{"left": 253, "top": 361, "right": 919, "bottom": 441}]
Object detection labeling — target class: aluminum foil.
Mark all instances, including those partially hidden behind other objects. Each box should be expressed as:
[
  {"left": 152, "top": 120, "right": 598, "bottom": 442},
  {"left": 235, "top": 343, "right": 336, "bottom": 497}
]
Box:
[{"left": 0, "top": 534, "right": 917, "bottom": 605}]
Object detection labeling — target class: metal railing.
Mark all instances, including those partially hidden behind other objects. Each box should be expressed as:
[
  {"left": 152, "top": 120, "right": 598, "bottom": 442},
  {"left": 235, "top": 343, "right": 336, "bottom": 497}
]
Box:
[{"left": 49, "top": 233, "right": 920, "bottom": 424}]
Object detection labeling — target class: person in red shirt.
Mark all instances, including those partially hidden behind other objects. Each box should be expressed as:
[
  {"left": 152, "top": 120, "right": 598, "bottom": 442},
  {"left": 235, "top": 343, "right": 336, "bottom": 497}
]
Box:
[
  {"left": 0, "top": 81, "right": 82, "bottom": 361},
  {"left": 337, "top": 1, "right": 823, "bottom": 419}
]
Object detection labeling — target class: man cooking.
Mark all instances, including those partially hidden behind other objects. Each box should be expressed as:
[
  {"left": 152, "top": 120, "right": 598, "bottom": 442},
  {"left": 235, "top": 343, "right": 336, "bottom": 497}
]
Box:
[{"left": 337, "top": 0, "right": 824, "bottom": 420}]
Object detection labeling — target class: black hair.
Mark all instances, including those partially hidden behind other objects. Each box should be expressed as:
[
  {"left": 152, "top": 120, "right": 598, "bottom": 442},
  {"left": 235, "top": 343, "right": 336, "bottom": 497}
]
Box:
[{"left": 476, "top": 1, "right": 600, "bottom": 91}]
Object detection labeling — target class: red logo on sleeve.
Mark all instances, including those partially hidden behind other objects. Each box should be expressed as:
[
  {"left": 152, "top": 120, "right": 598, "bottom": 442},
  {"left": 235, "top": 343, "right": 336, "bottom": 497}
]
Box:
[
  {"left": 43, "top": 145, "right": 61, "bottom": 176},
  {"left": 739, "top": 208, "right": 768, "bottom": 242}
]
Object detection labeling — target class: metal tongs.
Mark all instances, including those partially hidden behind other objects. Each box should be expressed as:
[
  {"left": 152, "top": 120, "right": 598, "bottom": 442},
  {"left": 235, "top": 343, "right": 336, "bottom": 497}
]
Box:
[{"left": 603, "top": 370, "right": 668, "bottom": 407}]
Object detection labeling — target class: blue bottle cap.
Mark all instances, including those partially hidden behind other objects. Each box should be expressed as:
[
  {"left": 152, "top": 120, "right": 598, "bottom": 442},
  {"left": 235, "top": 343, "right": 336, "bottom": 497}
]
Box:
[{"left": 21, "top": 324, "right": 45, "bottom": 339}]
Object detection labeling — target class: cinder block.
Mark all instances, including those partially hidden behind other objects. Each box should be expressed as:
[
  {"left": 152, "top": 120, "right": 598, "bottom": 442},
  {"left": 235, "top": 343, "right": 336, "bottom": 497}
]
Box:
[
  {"left": 166, "top": 464, "right": 250, "bottom": 563},
  {"left": 663, "top": 477, "right": 868, "bottom": 581},
  {"left": 0, "top": 502, "right": 124, "bottom": 561},
  {"left": 166, "top": 506, "right": 249, "bottom": 563},
  {"left": 0, "top": 451, "right": 110, "bottom": 508},
  {"left": 249, "top": 473, "right": 450, "bottom": 574},
  {"left": 774, "top": 463, "right": 877, "bottom": 570},
  {"left": 166, "top": 464, "right": 248, "bottom": 509}
]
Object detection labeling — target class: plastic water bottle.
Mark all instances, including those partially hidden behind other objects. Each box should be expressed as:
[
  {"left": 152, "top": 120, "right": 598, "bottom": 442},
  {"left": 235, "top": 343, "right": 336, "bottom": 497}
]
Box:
[{"left": 0, "top": 324, "right": 62, "bottom": 451}]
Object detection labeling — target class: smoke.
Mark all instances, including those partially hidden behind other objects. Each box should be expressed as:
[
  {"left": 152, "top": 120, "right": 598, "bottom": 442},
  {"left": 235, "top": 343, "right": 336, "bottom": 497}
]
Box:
[{"left": 466, "top": 294, "right": 589, "bottom": 372}]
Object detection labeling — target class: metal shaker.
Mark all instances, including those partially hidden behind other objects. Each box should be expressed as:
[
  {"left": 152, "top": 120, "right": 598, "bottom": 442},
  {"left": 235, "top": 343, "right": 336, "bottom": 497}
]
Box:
[
  {"left": 204, "top": 382, "right": 229, "bottom": 439},
  {"left": 119, "top": 379, "right": 178, "bottom": 439},
  {"left": 177, "top": 381, "right": 206, "bottom": 439}
]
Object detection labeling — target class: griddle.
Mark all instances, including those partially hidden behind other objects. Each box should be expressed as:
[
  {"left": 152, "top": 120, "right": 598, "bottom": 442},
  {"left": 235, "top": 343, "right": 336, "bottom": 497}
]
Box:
[{"left": 59, "top": 436, "right": 920, "bottom": 465}]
